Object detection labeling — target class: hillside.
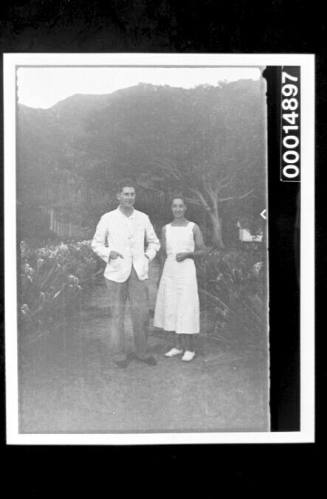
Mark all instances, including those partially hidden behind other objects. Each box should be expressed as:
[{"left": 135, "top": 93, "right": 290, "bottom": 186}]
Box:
[{"left": 17, "top": 80, "right": 266, "bottom": 243}]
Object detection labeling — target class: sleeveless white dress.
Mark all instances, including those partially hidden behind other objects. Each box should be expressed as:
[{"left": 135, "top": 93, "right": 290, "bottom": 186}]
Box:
[{"left": 154, "top": 222, "right": 200, "bottom": 334}]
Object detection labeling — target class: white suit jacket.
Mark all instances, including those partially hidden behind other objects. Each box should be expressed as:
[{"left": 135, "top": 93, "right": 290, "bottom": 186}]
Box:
[{"left": 91, "top": 208, "right": 160, "bottom": 282}]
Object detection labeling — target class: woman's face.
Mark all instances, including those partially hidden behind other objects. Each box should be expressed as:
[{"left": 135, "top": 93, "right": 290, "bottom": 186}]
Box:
[{"left": 171, "top": 198, "right": 187, "bottom": 219}]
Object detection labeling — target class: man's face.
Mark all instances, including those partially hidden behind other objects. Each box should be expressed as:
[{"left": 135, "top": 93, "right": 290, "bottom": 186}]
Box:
[{"left": 117, "top": 186, "right": 136, "bottom": 208}]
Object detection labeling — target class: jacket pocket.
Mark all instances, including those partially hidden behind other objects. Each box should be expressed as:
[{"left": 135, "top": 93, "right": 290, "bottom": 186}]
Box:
[{"left": 108, "top": 257, "right": 122, "bottom": 271}]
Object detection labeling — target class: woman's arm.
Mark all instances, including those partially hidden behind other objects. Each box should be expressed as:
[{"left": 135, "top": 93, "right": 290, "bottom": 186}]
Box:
[
  {"left": 160, "top": 226, "right": 167, "bottom": 256},
  {"left": 158, "top": 226, "right": 167, "bottom": 273},
  {"left": 144, "top": 215, "right": 160, "bottom": 260},
  {"left": 193, "top": 223, "right": 208, "bottom": 256}
]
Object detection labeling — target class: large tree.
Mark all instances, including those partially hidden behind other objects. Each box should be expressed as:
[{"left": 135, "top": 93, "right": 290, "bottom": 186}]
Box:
[
  {"left": 137, "top": 81, "right": 266, "bottom": 247},
  {"left": 18, "top": 80, "right": 266, "bottom": 245}
]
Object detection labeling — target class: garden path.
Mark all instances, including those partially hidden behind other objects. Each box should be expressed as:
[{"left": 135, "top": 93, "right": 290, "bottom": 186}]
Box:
[{"left": 19, "top": 261, "right": 269, "bottom": 433}]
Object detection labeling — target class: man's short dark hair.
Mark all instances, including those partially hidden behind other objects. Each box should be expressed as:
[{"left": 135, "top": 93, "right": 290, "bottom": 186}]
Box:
[{"left": 116, "top": 179, "right": 136, "bottom": 194}]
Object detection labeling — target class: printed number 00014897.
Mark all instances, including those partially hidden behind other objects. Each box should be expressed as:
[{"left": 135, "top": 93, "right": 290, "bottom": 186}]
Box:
[{"left": 281, "top": 70, "right": 300, "bottom": 181}]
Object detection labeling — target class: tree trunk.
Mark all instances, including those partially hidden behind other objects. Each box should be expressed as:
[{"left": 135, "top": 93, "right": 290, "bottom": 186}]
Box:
[
  {"left": 207, "top": 190, "right": 225, "bottom": 249},
  {"left": 209, "top": 209, "right": 225, "bottom": 248},
  {"left": 188, "top": 186, "right": 225, "bottom": 248}
]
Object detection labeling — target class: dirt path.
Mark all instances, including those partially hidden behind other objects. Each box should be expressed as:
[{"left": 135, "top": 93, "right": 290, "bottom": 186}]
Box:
[{"left": 19, "top": 263, "right": 269, "bottom": 433}]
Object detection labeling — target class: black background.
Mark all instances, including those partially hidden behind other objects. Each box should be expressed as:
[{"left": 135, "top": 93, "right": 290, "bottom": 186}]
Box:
[
  {"left": 0, "top": 0, "right": 324, "bottom": 496},
  {"left": 264, "top": 66, "right": 301, "bottom": 430}
]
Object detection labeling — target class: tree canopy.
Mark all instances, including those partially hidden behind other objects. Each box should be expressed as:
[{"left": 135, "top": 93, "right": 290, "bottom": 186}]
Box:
[{"left": 17, "top": 79, "right": 267, "bottom": 246}]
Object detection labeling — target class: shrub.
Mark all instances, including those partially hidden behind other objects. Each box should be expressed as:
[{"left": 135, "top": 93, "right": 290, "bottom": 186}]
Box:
[
  {"left": 19, "top": 240, "right": 101, "bottom": 333},
  {"left": 197, "top": 247, "right": 267, "bottom": 343}
]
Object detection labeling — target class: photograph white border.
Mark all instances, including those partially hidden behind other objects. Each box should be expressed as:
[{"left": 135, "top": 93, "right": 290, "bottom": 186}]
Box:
[{"left": 4, "top": 53, "right": 315, "bottom": 445}]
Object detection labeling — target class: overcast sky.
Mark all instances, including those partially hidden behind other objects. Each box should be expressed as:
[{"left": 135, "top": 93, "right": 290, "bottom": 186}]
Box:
[{"left": 17, "top": 66, "right": 261, "bottom": 109}]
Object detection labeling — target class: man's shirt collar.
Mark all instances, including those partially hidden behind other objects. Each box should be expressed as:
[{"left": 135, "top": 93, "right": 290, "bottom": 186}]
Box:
[{"left": 116, "top": 206, "right": 136, "bottom": 219}]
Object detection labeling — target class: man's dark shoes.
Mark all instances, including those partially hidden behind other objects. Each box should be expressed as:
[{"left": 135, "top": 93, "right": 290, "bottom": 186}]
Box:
[
  {"left": 138, "top": 355, "right": 157, "bottom": 366},
  {"left": 114, "top": 358, "right": 129, "bottom": 368},
  {"left": 127, "top": 352, "right": 138, "bottom": 361}
]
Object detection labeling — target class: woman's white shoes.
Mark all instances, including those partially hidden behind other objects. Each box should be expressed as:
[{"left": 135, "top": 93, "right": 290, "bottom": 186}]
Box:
[
  {"left": 181, "top": 351, "right": 195, "bottom": 362},
  {"left": 164, "top": 348, "right": 196, "bottom": 361},
  {"left": 165, "top": 347, "right": 183, "bottom": 357}
]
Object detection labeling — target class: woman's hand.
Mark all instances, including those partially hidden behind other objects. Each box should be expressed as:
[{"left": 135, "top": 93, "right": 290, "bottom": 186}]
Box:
[{"left": 176, "top": 252, "right": 193, "bottom": 262}]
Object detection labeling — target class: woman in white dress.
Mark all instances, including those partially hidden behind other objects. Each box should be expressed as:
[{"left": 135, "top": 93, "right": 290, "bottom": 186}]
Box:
[{"left": 154, "top": 196, "right": 207, "bottom": 361}]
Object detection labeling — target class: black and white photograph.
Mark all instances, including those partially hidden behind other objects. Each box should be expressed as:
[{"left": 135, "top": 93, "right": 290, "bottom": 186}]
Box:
[{"left": 4, "top": 54, "right": 314, "bottom": 444}]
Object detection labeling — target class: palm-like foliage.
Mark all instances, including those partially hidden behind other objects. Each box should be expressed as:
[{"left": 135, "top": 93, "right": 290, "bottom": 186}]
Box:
[
  {"left": 197, "top": 248, "right": 267, "bottom": 344},
  {"left": 19, "top": 241, "right": 101, "bottom": 332}
]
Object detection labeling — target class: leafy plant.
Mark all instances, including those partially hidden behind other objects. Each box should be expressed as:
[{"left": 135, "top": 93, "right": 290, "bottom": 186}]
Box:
[
  {"left": 197, "top": 247, "right": 267, "bottom": 344},
  {"left": 19, "top": 240, "right": 102, "bottom": 333}
]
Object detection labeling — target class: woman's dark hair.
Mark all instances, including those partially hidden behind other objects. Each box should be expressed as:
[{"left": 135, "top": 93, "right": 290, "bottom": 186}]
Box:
[{"left": 170, "top": 193, "right": 187, "bottom": 206}]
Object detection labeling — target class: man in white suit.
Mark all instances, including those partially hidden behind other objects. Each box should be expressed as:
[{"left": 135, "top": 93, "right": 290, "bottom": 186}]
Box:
[{"left": 92, "top": 181, "right": 160, "bottom": 367}]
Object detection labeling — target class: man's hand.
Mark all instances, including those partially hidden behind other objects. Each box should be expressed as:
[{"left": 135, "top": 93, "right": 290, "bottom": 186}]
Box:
[
  {"left": 109, "top": 250, "right": 124, "bottom": 261},
  {"left": 176, "top": 252, "right": 192, "bottom": 262}
]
